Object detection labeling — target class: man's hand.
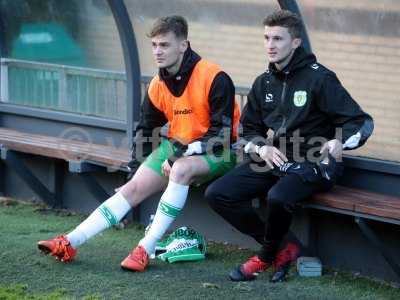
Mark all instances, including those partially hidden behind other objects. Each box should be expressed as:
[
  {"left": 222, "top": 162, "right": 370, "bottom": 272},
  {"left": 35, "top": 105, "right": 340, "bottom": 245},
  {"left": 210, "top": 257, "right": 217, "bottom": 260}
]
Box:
[
  {"left": 320, "top": 139, "right": 342, "bottom": 160},
  {"left": 161, "top": 159, "right": 172, "bottom": 177},
  {"left": 183, "top": 141, "right": 203, "bottom": 156},
  {"left": 258, "top": 145, "right": 288, "bottom": 169}
]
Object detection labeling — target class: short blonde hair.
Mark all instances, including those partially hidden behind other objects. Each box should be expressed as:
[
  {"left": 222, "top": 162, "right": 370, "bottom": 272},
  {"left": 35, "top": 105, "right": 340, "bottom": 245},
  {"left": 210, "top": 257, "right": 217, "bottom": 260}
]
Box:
[
  {"left": 263, "top": 10, "right": 303, "bottom": 38},
  {"left": 148, "top": 15, "right": 188, "bottom": 39}
]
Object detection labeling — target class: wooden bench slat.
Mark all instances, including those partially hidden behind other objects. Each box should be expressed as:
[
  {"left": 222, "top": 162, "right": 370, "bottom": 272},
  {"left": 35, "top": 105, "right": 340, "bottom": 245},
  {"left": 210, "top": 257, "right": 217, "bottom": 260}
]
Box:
[
  {"left": 309, "top": 185, "right": 400, "bottom": 221},
  {"left": 0, "top": 128, "right": 130, "bottom": 167},
  {"left": 0, "top": 128, "right": 128, "bottom": 151},
  {"left": 1, "top": 139, "right": 129, "bottom": 163},
  {"left": 0, "top": 129, "right": 128, "bottom": 155},
  {"left": 309, "top": 186, "right": 368, "bottom": 211},
  {"left": 355, "top": 203, "right": 400, "bottom": 220},
  {"left": 308, "top": 195, "right": 357, "bottom": 211}
]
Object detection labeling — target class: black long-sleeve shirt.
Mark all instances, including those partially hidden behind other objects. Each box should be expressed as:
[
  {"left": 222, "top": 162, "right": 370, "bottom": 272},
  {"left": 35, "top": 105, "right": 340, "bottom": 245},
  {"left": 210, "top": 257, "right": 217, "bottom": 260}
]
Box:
[{"left": 241, "top": 47, "right": 373, "bottom": 160}]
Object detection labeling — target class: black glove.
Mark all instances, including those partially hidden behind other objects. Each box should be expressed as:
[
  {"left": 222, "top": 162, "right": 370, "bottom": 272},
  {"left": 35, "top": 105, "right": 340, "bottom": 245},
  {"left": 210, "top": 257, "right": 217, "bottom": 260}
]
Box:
[
  {"left": 278, "top": 155, "right": 343, "bottom": 183},
  {"left": 278, "top": 162, "right": 321, "bottom": 183},
  {"left": 317, "top": 153, "right": 343, "bottom": 182},
  {"left": 166, "top": 139, "right": 188, "bottom": 167}
]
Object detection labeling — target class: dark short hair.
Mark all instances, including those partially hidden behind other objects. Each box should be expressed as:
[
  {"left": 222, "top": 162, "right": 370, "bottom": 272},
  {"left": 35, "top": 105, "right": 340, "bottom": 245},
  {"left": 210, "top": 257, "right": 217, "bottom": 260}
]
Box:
[
  {"left": 148, "top": 15, "right": 188, "bottom": 39},
  {"left": 263, "top": 10, "right": 303, "bottom": 38}
]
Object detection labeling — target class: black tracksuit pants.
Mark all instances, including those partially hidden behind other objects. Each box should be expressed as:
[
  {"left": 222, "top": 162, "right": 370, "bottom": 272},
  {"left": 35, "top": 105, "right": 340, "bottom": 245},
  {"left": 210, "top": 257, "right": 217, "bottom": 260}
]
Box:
[{"left": 205, "top": 160, "right": 335, "bottom": 263}]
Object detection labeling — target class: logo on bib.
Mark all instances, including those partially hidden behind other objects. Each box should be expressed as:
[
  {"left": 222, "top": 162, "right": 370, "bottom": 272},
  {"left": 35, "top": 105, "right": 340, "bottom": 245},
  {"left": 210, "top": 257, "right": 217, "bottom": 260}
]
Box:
[
  {"left": 174, "top": 108, "right": 193, "bottom": 115},
  {"left": 293, "top": 91, "right": 307, "bottom": 107}
]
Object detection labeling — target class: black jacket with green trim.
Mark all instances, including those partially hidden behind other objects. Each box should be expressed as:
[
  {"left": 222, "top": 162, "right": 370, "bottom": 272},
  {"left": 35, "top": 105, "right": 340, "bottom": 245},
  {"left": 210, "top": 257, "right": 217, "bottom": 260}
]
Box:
[{"left": 241, "top": 46, "right": 374, "bottom": 160}]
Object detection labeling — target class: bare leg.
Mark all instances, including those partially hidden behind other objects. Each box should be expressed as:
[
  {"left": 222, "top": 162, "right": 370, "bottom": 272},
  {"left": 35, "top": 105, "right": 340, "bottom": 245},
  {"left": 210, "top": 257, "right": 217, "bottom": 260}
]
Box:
[
  {"left": 65, "top": 165, "right": 168, "bottom": 248},
  {"left": 138, "top": 156, "right": 209, "bottom": 254}
]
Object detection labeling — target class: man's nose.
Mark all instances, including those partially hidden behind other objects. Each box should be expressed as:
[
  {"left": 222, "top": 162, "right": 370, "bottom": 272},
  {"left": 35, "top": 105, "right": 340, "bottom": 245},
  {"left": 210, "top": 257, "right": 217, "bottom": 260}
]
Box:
[
  {"left": 265, "top": 40, "right": 274, "bottom": 49},
  {"left": 153, "top": 46, "right": 162, "bottom": 55}
]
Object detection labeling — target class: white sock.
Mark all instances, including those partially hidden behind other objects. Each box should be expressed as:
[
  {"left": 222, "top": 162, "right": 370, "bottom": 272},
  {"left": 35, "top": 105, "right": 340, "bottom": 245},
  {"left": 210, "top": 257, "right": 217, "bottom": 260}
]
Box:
[
  {"left": 139, "top": 181, "right": 189, "bottom": 254},
  {"left": 67, "top": 192, "right": 131, "bottom": 248}
]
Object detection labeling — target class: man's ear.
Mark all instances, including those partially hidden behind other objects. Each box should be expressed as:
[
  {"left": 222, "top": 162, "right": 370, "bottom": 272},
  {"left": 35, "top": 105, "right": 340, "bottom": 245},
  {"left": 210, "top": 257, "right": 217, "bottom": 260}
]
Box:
[
  {"left": 293, "top": 37, "right": 302, "bottom": 49},
  {"left": 180, "top": 39, "right": 188, "bottom": 53}
]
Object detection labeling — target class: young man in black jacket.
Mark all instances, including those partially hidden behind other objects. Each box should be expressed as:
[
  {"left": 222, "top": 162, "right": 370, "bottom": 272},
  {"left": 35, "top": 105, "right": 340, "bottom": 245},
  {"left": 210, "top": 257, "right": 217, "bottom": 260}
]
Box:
[{"left": 205, "top": 10, "right": 373, "bottom": 282}]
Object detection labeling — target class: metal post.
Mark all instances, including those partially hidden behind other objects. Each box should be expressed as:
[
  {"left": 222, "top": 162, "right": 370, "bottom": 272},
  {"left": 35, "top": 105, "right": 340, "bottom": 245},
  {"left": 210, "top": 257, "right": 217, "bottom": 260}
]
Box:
[
  {"left": 107, "top": 0, "right": 142, "bottom": 151},
  {"left": 277, "top": 0, "right": 312, "bottom": 53},
  {"left": 1, "top": 58, "right": 8, "bottom": 102},
  {"left": 0, "top": 151, "right": 5, "bottom": 196}
]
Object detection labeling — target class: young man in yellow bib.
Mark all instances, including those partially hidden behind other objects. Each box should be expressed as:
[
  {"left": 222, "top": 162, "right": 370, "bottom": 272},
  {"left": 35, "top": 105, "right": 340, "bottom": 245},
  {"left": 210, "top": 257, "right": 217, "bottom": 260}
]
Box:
[{"left": 37, "top": 15, "right": 239, "bottom": 272}]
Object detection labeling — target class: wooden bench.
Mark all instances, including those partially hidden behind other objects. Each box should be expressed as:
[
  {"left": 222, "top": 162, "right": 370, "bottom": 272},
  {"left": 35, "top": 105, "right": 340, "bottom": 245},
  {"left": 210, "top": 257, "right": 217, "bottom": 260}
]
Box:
[
  {"left": 0, "top": 127, "right": 130, "bottom": 208},
  {"left": 1, "top": 127, "right": 400, "bottom": 278},
  {"left": 304, "top": 185, "right": 400, "bottom": 278}
]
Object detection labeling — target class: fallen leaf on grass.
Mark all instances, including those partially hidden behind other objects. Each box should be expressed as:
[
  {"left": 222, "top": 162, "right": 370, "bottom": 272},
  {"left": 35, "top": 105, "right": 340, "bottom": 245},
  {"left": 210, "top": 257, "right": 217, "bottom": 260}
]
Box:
[
  {"left": 202, "top": 282, "right": 220, "bottom": 289},
  {"left": 0, "top": 197, "right": 18, "bottom": 206},
  {"left": 233, "top": 282, "right": 253, "bottom": 292}
]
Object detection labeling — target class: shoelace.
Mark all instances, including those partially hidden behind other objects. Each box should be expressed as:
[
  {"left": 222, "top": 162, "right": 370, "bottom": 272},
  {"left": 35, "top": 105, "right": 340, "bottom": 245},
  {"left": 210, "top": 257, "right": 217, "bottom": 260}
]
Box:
[
  {"left": 51, "top": 236, "right": 73, "bottom": 261},
  {"left": 131, "top": 247, "right": 148, "bottom": 264}
]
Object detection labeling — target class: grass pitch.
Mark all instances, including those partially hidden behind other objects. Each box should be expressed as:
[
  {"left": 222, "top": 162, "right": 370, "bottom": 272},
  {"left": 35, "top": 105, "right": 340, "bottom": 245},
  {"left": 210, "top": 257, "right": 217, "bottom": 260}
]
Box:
[{"left": 0, "top": 198, "right": 399, "bottom": 300}]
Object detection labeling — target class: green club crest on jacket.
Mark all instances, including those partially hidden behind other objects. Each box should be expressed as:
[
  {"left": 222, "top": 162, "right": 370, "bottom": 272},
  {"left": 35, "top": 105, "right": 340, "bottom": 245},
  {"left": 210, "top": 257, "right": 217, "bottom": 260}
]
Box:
[{"left": 293, "top": 90, "right": 307, "bottom": 107}]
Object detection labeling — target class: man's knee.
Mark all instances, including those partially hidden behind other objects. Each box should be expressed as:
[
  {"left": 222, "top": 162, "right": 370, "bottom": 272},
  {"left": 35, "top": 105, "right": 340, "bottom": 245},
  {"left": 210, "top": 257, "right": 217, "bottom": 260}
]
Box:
[
  {"left": 204, "top": 183, "right": 220, "bottom": 209},
  {"left": 205, "top": 180, "right": 232, "bottom": 210},
  {"left": 267, "top": 189, "right": 293, "bottom": 211},
  {"left": 169, "top": 159, "right": 195, "bottom": 183}
]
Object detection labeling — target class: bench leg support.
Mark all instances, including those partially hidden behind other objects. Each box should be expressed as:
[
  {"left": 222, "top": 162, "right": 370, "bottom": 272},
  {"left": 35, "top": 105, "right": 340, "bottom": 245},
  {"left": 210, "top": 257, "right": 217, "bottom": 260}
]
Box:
[
  {"left": 306, "top": 210, "right": 319, "bottom": 257},
  {"left": 1, "top": 149, "right": 62, "bottom": 208},
  {"left": 53, "top": 161, "right": 65, "bottom": 209},
  {"left": 81, "top": 173, "right": 111, "bottom": 203},
  {"left": 0, "top": 156, "right": 5, "bottom": 196},
  {"left": 356, "top": 217, "right": 400, "bottom": 278},
  {"left": 80, "top": 173, "right": 137, "bottom": 223}
]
